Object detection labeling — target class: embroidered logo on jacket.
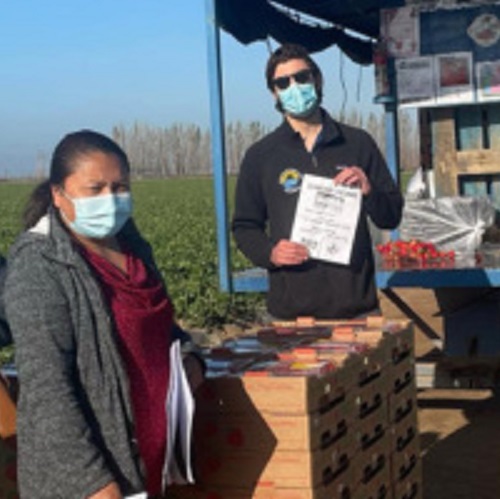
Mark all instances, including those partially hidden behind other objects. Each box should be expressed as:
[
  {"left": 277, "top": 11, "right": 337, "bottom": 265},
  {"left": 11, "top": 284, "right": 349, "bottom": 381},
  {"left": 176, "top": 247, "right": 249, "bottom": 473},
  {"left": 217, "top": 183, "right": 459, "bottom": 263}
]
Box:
[{"left": 279, "top": 168, "right": 302, "bottom": 194}]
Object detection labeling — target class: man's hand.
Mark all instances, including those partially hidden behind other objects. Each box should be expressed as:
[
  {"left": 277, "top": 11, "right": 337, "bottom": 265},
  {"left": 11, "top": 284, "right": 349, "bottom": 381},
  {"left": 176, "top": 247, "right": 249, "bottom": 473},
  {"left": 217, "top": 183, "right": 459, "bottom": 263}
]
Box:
[
  {"left": 334, "top": 166, "right": 371, "bottom": 195},
  {"left": 270, "top": 240, "right": 309, "bottom": 267}
]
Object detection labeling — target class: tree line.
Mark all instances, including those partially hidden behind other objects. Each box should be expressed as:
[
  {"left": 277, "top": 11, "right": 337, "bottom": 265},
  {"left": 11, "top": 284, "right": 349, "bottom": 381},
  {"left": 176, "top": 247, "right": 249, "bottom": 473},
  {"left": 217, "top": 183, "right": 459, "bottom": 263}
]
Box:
[{"left": 111, "top": 109, "right": 420, "bottom": 178}]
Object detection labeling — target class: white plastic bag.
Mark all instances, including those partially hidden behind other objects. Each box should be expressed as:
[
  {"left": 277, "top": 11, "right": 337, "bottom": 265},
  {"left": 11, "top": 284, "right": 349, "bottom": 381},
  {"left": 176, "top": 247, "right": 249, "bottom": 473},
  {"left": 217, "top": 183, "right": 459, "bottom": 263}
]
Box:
[{"left": 399, "top": 196, "right": 495, "bottom": 256}]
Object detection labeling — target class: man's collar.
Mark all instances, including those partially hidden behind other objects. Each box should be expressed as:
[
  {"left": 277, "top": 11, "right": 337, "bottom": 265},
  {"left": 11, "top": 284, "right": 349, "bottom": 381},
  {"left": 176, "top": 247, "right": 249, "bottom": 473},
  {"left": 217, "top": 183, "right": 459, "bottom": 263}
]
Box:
[{"left": 279, "top": 108, "right": 342, "bottom": 145}]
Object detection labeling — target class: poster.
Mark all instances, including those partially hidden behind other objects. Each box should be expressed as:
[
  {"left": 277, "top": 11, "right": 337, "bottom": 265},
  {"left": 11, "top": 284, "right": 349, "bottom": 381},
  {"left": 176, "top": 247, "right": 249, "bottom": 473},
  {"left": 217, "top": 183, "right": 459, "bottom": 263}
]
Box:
[
  {"left": 435, "top": 52, "right": 475, "bottom": 104},
  {"left": 476, "top": 60, "right": 500, "bottom": 101},
  {"left": 290, "top": 175, "right": 362, "bottom": 265},
  {"left": 381, "top": 6, "right": 419, "bottom": 58},
  {"left": 386, "top": 4, "right": 500, "bottom": 107},
  {"left": 396, "top": 56, "right": 436, "bottom": 106}
]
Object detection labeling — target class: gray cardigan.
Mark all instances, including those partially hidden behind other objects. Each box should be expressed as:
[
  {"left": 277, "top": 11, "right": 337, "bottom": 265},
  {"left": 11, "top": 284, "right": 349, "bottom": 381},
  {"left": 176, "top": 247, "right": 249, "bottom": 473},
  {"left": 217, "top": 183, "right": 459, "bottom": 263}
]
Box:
[{"left": 5, "top": 211, "right": 179, "bottom": 498}]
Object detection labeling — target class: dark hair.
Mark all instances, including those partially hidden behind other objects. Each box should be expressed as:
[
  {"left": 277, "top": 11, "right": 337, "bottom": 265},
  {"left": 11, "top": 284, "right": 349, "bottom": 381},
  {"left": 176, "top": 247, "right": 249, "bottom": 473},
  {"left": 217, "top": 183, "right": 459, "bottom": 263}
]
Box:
[
  {"left": 23, "top": 130, "right": 130, "bottom": 229},
  {"left": 265, "top": 43, "right": 323, "bottom": 105}
]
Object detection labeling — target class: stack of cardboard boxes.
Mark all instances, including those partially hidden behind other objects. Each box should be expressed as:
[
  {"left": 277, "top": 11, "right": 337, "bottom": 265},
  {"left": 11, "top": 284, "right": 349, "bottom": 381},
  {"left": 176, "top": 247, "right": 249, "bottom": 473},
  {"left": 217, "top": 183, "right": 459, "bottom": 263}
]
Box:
[{"left": 167, "top": 318, "right": 422, "bottom": 499}]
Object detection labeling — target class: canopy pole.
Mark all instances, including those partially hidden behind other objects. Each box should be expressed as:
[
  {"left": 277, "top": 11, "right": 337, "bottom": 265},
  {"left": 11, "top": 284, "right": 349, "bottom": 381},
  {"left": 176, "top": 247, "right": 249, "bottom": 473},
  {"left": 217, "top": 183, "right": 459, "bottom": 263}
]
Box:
[
  {"left": 205, "top": 0, "right": 232, "bottom": 292},
  {"left": 384, "top": 99, "right": 401, "bottom": 241},
  {"left": 384, "top": 101, "right": 400, "bottom": 186}
]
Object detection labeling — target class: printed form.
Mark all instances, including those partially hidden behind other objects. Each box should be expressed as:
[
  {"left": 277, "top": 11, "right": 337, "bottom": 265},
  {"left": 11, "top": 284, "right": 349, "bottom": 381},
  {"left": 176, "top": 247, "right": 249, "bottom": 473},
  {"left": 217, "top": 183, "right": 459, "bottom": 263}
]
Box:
[{"left": 291, "top": 174, "right": 362, "bottom": 265}]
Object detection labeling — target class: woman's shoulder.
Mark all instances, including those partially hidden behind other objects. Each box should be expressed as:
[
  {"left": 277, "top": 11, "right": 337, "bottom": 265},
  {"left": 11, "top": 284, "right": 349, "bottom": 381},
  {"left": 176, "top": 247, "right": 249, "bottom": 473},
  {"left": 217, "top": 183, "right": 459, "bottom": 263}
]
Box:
[
  {"left": 6, "top": 217, "right": 60, "bottom": 284},
  {"left": 9, "top": 220, "right": 51, "bottom": 262}
]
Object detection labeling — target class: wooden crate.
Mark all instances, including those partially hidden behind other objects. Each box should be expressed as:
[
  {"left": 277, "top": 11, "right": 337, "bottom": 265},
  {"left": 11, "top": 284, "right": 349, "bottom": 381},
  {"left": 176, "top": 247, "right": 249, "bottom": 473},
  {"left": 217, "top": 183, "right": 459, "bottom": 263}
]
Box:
[{"left": 425, "top": 104, "right": 500, "bottom": 200}]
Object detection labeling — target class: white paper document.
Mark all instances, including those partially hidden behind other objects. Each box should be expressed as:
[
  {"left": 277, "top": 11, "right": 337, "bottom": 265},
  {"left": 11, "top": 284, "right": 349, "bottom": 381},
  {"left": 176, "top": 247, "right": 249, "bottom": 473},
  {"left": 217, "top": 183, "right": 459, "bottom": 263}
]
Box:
[
  {"left": 291, "top": 174, "right": 362, "bottom": 265},
  {"left": 163, "top": 339, "right": 195, "bottom": 487}
]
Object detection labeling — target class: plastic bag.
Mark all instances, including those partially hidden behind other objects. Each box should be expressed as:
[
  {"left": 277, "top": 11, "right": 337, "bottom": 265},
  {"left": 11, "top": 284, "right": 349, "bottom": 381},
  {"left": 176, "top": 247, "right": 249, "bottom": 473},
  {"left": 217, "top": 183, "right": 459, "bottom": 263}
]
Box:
[{"left": 399, "top": 196, "right": 495, "bottom": 256}]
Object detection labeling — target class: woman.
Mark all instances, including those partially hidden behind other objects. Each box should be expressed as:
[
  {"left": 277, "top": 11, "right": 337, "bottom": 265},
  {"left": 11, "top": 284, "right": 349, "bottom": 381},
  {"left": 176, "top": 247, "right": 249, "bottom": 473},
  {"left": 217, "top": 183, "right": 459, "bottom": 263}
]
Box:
[{"left": 5, "top": 130, "right": 203, "bottom": 498}]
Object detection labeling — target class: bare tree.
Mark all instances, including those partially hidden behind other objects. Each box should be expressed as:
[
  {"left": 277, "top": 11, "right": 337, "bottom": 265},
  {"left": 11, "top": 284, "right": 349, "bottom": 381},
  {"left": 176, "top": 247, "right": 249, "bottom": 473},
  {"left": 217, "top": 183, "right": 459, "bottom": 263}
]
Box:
[{"left": 111, "top": 110, "right": 418, "bottom": 181}]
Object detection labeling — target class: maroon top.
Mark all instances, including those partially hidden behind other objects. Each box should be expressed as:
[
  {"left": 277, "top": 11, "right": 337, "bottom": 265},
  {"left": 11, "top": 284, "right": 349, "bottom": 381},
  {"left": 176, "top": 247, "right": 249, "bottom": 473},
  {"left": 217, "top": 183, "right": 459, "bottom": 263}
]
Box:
[{"left": 81, "top": 246, "right": 172, "bottom": 496}]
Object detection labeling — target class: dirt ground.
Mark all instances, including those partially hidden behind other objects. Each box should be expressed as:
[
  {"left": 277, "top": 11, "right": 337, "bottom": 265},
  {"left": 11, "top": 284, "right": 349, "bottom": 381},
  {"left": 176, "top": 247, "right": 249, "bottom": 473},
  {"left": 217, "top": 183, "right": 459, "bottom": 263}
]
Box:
[
  {"left": 415, "top": 329, "right": 500, "bottom": 499},
  {"left": 375, "top": 288, "right": 500, "bottom": 498},
  {"left": 418, "top": 388, "right": 500, "bottom": 499}
]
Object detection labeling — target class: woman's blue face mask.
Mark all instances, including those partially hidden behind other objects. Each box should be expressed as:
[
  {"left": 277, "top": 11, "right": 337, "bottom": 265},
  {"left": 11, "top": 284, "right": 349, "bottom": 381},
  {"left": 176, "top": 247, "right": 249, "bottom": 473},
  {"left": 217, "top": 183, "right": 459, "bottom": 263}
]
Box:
[{"left": 61, "top": 191, "right": 132, "bottom": 239}]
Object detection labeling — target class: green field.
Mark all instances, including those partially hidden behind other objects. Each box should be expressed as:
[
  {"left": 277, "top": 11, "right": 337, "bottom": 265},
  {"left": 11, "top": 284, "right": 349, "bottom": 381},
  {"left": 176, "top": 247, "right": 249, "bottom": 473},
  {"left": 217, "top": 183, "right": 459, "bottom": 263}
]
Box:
[
  {"left": 0, "top": 178, "right": 264, "bottom": 332},
  {"left": 0, "top": 173, "right": 408, "bottom": 335}
]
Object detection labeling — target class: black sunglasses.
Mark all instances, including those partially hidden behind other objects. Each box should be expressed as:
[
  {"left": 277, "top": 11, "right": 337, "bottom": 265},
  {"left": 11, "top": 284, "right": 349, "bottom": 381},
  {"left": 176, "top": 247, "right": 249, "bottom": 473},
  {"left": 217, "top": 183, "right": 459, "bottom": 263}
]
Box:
[{"left": 272, "top": 69, "right": 313, "bottom": 90}]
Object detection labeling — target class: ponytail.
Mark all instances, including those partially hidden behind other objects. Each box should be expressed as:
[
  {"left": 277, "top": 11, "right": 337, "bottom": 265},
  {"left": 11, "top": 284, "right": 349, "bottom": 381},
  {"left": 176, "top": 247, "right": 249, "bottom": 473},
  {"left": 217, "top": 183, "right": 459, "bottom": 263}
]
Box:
[{"left": 23, "top": 180, "right": 52, "bottom": 229}]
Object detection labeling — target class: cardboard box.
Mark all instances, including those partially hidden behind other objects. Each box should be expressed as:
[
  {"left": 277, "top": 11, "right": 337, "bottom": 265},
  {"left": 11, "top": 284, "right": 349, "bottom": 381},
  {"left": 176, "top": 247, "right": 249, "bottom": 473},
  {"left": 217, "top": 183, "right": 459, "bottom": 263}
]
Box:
[
  {"left": 350, "top": 436, "right": 390, "bottom": 491},
  {"left": 351, "top": 454, "right": 391, "bottom": 499},
  {"left": 352, "top": 403, "right": 387, "bottom": 454},
  {"left": 390, "top": 425, "right": 421, "bottom": 482},
  {"left": 191, "top": 319, "right": 418, "bottom": 494},
  {"left": 194, "top": 395, "right": 355, "bottom": 451},
  {"left": 392, "top": 457, "right": 423, "bottom": 499},
  {"left": 389, "top": 416, "right": 419, "bottom": 456},
  {"left": 166, "top": 464, "right": 353, "bottom": 499},
  {"left": 165, "top": 484, "right": 268, "bottom": 499},
  {"left": 194, "top": 430, "right": 353, "bottom": 489},
  {"left": 385, "top": 321, "right": 415, "bottom": 365},
  {"left": 387, "top": 359, "right": 416, "bottom": 400},
  {"left": 354, "top": 377, "right": 389, "bottom": 426},
  {"left": 197, "top": 320, "right": 413, "bottom": 416},
  {"left": 387, "top": 389, "right": 418, "bottom": 427},
  {"left": 197, "top": 355, "right": 357, "bottom": 416}
]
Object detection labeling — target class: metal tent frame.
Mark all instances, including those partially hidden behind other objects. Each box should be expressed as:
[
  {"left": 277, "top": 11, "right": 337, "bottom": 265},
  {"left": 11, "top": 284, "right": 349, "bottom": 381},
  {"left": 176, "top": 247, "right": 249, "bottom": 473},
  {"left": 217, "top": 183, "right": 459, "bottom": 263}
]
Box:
[{"left": 204, "top": 0, "right": 500, "bottom": 293}]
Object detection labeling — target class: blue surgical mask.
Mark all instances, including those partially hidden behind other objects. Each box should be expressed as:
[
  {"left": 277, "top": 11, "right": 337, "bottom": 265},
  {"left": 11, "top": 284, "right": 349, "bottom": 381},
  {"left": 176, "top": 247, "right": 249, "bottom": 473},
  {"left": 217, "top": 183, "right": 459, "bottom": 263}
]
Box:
[
  {"left": 61, "top": 192, "right": 132, "bottom": 239},
  {"left": 278, "top": 82, "right": 318, "bottom": 118}
]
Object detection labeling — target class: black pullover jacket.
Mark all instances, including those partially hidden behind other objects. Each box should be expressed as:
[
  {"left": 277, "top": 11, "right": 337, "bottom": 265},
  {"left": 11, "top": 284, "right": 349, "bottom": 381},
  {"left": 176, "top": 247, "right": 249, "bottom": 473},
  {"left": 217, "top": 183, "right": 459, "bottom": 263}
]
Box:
[{"left": 232, "top": 110, "right": 403, "bottom": 320}]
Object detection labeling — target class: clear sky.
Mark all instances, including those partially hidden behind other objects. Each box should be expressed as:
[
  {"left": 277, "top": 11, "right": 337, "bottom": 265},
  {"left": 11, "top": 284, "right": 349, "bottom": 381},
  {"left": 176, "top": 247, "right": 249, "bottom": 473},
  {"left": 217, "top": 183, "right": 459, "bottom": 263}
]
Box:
[{"left": 0, "top": 0, "right": 380, "bottom": 177}]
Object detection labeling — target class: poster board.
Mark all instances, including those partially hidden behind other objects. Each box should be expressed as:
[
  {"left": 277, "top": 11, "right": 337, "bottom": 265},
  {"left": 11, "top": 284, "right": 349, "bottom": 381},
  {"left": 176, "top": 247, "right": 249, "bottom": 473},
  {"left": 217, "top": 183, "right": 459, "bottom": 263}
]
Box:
[{"left": 380, "top": 3, "right": 500, "bottom": 107}]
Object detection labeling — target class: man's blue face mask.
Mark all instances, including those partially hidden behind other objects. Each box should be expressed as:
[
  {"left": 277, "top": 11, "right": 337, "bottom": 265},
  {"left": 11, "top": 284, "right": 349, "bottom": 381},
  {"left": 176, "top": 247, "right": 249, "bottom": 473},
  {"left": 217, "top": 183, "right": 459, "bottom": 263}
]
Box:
[
  {"left": 277, "top": 82, "right": 318, "bottom": 118},
  {"left": 61, "top": 191, "right": 132, "bottom": 239}
]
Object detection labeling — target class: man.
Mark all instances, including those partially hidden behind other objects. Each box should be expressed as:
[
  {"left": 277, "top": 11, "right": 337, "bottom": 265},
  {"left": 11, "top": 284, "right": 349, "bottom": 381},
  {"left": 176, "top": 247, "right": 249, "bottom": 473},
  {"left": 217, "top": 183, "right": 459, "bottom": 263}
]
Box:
[{"left": 232, "top": 43, "right": 403, "bottom": 321}]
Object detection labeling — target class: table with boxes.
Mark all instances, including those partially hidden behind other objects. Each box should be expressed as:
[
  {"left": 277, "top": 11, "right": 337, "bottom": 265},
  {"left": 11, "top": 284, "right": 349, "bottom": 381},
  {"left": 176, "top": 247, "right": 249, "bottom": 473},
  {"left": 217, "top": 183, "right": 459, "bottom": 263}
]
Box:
[{"left": 167, "top": 317, "right": 422, "bottom": 499}]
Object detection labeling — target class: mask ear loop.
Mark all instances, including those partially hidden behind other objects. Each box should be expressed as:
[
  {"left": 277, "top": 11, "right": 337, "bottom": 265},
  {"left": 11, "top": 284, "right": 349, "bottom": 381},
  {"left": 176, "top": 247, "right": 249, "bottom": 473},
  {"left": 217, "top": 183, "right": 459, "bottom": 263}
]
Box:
[
  {"left": 275, "top": 96, "right": 285, "bottom": 114},
  {"left": 59, "top": 188, "right": 73, "bottom": 202},
  {"left": 55, "top": 187, "right": 75, "bottom": 226}
]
